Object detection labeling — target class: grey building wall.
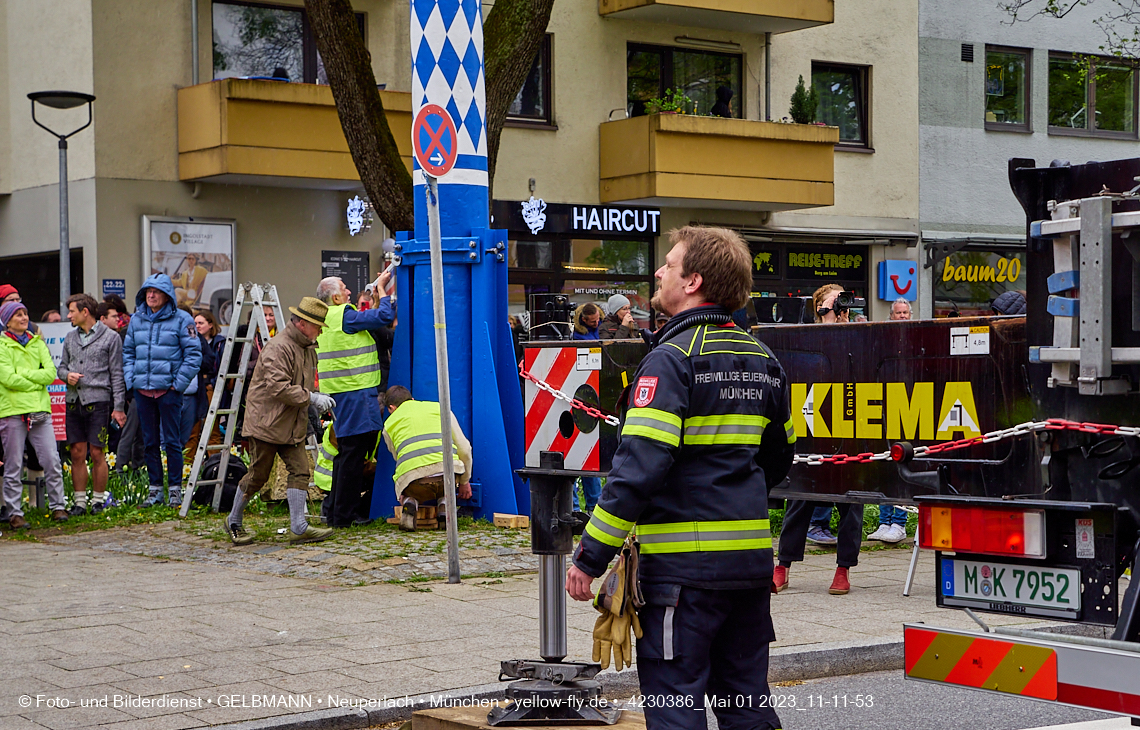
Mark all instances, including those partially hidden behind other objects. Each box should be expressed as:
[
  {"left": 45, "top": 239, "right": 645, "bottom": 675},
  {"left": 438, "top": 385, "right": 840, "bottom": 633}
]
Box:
[{"left": 920, "top": 0, "right": 1140, "bottom": 238}]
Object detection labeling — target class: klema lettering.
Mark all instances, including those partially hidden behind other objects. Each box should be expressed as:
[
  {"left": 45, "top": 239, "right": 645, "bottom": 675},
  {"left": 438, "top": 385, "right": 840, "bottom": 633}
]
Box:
[{"left": 791, "top": 381, "right": 981, "bottom": 442}]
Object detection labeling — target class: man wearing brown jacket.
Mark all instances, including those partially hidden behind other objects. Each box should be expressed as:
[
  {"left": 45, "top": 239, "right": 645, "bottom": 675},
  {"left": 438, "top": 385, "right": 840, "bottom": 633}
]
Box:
[{"left": 225, "top": 297, "right": 337, "bottom": 545}]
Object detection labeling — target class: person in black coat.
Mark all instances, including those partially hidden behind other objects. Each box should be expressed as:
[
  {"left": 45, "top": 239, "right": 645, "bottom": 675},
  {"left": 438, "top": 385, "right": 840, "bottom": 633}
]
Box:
[{"left": 710, "top": 86, "right": 734, "bottom": 118}]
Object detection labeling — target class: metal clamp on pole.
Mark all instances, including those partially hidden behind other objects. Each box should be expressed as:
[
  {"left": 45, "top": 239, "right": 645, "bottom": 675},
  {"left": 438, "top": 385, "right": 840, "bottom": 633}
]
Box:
[{"left": 487, "top": 451, "right": 621, "bottom": 726}]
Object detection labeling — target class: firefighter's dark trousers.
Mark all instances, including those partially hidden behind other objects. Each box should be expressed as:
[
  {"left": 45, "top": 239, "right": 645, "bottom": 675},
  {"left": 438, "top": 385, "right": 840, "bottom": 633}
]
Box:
[
  {"left": 778, "top": 499, "right": 863, "bottom": 568},
  {"left": 636, "top": 583, "right": 781, "bottom": 730}
]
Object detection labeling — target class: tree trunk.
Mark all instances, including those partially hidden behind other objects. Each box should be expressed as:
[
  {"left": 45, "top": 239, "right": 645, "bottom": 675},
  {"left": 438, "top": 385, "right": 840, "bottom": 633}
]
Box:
[
  {"left": 304, "top": 0, "right": 414, "bottom": 233},
  {"left": 483, "top": 0, "right": 556, "bottom": 200}
]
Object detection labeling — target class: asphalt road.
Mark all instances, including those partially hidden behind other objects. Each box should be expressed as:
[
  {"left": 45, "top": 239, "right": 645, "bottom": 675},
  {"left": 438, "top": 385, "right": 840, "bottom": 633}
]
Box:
[{"left": 698, "top": 670, "right": 1125, "bottom": 730}]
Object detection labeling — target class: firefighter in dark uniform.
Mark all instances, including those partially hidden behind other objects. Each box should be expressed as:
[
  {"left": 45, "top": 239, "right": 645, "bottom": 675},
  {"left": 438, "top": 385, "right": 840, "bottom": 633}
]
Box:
[{"left": 567, "top": 226, "right": 796, "bottom": 730}]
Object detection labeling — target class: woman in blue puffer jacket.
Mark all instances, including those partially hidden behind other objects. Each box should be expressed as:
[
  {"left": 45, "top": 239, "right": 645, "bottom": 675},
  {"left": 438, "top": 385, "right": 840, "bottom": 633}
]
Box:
[{"left": 123, "top": 273, "right": 202, "bottom": 508}]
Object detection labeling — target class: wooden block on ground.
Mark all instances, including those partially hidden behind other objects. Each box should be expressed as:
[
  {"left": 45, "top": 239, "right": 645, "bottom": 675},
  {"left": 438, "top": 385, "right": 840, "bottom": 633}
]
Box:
[
  {"left": 416, "top": 518, "right": 438, "bottom": 530},
  {"left": 494, "top": 513, "right": 529, "bottom": 528},
  {"left": 413, "top": 705, "right": 641, "bottom": 730},
  {"left": 418, "top": 505, "right": 437, "bottom": 520}
]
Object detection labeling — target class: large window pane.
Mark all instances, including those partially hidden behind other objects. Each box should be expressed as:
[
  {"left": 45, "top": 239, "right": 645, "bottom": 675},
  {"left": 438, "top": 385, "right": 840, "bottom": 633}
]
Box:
[
  {"left": 627, "top": 48, "right": 663, "bottom": 117},
  {"left": 212, "top": 3, "right": 303, "bottom": 81},
  {"left": 1095, "top": 63, "right": 1135, "bottom": 131},
  {"left": 509, "top": 36, "right": 551, "bottom": 122},
  {"left": 673, "top": 51, "right": 741, "bottom": 118},
  {"left": 985, "top": 49, "right": 1028, "bottom": 125},
  {"left": 1049, "top": 57, "right": 1087, "bottom": 129},
  {"left": 508, "top": 240, "right": 553, "bottom": 269},
  {"left": 565, "top": 240, "right": 649, "bottom": 276},
  {"left": 813, "top": 65, "right": 865, "bottom": 144}
]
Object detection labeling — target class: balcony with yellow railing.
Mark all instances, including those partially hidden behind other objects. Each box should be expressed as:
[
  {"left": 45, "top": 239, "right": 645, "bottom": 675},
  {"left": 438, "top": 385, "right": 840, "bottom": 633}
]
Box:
[
  {"left": 598, "top": 0, "right": 833, "bottom": 34},
  {"left": 178, "top": 79, "right": 411, "bottom": 188},
  {"left": 599, "top": 113, "right": 838, "bottom": 211}
]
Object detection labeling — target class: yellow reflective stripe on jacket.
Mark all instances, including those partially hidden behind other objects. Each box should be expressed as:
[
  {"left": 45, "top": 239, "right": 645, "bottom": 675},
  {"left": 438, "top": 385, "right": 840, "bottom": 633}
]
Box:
[
  {"left": 682, "top": 414, "right": 770, "bottom": 445},
  {"left": 584, "top": 506, "right": 635, "bottom": 547},
  {"left": 636, "top": 519, "right": 772, "bottom": 554},
  {"left": 784, "top": 418, "right": 796, "bottom": 444},
  {"left": 622, "top": 407, "right": 682, "bottom": 447},
  {"left": 314, "top": 431, "right": 337, "bottom": 491}
]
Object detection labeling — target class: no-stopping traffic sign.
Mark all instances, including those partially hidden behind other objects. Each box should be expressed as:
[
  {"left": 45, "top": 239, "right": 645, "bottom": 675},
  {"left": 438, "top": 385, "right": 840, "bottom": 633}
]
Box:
[{"left": 412, "top": 104, "right": 458, "bottom": 178}]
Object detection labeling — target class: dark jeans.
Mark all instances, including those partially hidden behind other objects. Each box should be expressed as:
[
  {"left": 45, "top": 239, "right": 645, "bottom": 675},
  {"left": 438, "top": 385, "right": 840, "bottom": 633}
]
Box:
[
  {"left": 327, "top": 430, "right": 379, "bottom": 527},
  {"left": 810, "top": 504, "right": 834, "bottom": 529},
  {"left": 135, "top": 389, "right": 185, "bottom": 490},
  {"left": 573, "top": 476, "right": 602, "bottom": 512},
  {"left": 116, "top": 399, "right": 145, "bottom": 470},
  {"left": 637, "top": 584, "right": 780, "bottom": 730},
  {"left": 779, "top": 499, "right": 863, "bottom": 568}
]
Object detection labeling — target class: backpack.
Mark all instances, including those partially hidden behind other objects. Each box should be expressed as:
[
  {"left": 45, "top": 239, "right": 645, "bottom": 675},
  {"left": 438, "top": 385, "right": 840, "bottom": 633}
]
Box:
[{"left": 190, "top": 453, "right": 248, "bottom": 512}]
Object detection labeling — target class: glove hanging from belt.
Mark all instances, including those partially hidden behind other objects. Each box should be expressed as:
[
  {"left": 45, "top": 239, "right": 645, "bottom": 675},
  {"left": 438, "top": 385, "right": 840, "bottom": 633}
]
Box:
[{"left": 592, "top": 536, "right": 643, "bottom": 671}]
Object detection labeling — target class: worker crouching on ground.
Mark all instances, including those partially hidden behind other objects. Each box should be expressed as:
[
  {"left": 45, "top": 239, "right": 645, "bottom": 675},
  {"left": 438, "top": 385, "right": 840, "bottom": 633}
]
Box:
[
  {"left": 567, "top": 226, "right": 796, "bottom": 730},
  {"left": 226, "top": 298, "right": 336, "bottom": 546},
  {"left": 381, "top": 385, "right": 472, "bottom": 531}
]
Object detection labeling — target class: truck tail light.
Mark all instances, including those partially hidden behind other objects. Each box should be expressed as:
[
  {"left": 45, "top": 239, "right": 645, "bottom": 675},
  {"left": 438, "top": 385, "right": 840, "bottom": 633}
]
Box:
[{"left": 919, "top": 504, "right": 1045, "bottom": 558}]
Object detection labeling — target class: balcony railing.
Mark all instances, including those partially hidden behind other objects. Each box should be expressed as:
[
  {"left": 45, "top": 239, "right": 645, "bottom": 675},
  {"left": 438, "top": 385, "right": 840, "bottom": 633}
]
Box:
[
  {"left": 178, "top": 79, "right": 411, "bottom": 187},
  {"left": 598, "top": 0, "right": 833, "bottom": 34},
  {"left": 599, "top": 114, "right": 838, "bottom": 211}
]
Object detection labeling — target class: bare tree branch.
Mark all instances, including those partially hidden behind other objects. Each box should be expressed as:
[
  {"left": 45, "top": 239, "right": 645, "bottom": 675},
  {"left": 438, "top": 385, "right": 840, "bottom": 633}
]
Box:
[
  {"left": 997, "top": 0, "right": 1140, "bottom": 59},
  {"left": 483, "top": 0, "right": 556, "bottom": 199},
  {"left": 304, "top": 0, "right": 414, "bottom": 232}
]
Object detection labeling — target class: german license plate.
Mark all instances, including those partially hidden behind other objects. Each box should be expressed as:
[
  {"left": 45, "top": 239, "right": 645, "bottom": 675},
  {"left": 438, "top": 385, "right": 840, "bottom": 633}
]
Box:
[{"left": 941, "top": 558, "right": 1081, "bottom": 611}]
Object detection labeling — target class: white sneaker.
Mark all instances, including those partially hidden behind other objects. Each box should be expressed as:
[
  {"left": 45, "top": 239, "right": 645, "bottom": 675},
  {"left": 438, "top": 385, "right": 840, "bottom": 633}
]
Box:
[
  {"left": 882, "top": 524, "right": 907, "bottom": 543},
  {"left": 867, "top": 524, "right": 891, "bottom": 541}
]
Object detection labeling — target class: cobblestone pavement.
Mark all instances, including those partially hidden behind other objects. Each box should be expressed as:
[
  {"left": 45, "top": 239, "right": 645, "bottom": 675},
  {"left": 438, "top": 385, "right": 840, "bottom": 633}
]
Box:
[{"left": 44, "top": 518, "right": 539, "bottom": 585}]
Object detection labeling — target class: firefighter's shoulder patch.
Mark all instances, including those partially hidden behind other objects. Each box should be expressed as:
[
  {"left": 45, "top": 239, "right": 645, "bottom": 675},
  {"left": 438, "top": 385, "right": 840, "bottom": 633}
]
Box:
[{"left": 633, "top": 376, "right": 658, "bottom": 407}]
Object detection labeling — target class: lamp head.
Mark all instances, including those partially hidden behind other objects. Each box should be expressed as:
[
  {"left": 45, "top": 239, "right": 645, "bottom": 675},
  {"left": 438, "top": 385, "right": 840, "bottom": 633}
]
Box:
[{"left": 28, "top": 90, "right": 95, "bottom": 109}]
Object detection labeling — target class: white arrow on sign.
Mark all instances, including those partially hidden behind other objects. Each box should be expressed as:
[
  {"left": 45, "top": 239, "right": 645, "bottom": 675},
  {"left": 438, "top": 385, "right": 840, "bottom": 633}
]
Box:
[{"left": 430, "top": 151, "right": 444, "bottom": 166}]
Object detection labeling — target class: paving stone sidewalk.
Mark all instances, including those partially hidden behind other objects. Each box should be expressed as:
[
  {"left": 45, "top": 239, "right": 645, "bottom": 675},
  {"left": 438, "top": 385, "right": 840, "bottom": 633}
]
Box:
[{"left": 2, "top": 528, "right": 1114, "bottom": 730}]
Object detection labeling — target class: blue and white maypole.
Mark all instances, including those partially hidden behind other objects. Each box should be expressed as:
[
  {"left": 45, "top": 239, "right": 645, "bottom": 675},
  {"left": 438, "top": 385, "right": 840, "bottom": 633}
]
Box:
[{"left": 372, "top": 0, "right": 527, "bottom": 523}]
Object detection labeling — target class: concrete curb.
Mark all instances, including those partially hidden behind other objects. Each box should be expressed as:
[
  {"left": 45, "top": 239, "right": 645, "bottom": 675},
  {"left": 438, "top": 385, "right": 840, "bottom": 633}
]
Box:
[{"left": 204, "top": 622, "right": 1103, "bottom": 730}]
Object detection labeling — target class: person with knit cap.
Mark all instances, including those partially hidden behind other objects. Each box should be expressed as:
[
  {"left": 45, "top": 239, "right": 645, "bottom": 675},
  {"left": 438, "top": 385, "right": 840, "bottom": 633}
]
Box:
[
  {"left": 598, "top": 293, "right": 637, "bottom": 339},
  {"left": 0, "top": 300, "right": 69, "bottom": 528}
]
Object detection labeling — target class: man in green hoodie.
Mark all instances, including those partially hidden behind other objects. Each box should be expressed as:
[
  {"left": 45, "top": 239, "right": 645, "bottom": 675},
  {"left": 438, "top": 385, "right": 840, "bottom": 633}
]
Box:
[{"left": 0, "top": 301, "right": 68, "bottom": 528}]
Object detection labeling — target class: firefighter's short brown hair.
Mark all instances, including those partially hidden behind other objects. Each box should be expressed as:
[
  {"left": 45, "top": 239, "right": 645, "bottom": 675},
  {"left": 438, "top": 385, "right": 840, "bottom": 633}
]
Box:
[{"left": 672, "top": 226, "right": 753, "bottom": 312}]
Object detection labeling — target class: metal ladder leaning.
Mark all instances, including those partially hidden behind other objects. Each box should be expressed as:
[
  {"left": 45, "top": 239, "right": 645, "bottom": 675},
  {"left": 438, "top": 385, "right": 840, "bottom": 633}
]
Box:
[{"left": 180, "top": 282, "right": 284, "bottom": 516}]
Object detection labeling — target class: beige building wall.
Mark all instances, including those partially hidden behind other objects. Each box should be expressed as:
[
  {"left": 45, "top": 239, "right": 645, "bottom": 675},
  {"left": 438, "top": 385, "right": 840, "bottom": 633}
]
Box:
[{"left": 768, "top": 0, "right": 920, "bottom": 232}]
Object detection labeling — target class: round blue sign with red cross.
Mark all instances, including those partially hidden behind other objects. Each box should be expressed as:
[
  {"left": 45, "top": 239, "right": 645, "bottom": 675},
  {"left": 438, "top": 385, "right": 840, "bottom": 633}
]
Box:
[{"left": 412, "top": 104, "right": 458, "bottom": 178}]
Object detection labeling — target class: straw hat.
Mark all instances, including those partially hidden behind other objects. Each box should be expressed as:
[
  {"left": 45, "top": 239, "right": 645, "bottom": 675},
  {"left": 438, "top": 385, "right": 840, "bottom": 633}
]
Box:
[{"left": 289, "top": 297, "right": 328, "bottom": 327}]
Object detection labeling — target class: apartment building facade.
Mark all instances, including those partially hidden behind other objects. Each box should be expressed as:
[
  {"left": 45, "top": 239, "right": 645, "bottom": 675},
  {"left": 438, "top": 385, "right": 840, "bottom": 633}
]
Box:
[
  {"left": 1, "top": 0, "right": 919, "bottom": 323},
  {"left": 920, "top": 0, "right": 1139, "bottom": 317}
]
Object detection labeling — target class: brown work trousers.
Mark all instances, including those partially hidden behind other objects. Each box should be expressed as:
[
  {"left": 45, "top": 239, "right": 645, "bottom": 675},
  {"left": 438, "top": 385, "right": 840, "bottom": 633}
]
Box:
[
  {"left": 402, "top": 476, "right": 446, "bottom": 504},
  {"left": 238, "top": 437, "right": 311, "bottom": 496}
]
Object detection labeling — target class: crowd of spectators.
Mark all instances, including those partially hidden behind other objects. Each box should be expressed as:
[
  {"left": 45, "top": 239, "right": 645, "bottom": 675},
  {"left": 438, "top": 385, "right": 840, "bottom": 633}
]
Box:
[{"left": 0, "top": 270, "right": 398, "bottom": 533}]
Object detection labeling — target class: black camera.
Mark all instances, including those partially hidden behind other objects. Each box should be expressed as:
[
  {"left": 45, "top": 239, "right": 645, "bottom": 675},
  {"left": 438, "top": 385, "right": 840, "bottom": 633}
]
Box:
[{"left": 834, "top": 291, "right": 866, "bottom": 312}]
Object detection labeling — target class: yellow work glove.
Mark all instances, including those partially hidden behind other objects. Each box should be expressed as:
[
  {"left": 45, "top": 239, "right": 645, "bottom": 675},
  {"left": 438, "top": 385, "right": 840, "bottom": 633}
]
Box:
[
  {"left": 610, "top": 608, "right": 644, "bottom": 670},
  {"left": 592, "top": 611, "right": 615, "bottom": 669}
]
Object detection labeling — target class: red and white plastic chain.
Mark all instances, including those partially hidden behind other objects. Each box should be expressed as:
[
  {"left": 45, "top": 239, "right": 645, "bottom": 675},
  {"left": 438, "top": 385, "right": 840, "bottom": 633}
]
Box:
[
  {"left": 519, "top": 362, "right": 621, "bottom": 427},
  {"left": 793, "top": 418, "right": 1140, "bottom": 466}
]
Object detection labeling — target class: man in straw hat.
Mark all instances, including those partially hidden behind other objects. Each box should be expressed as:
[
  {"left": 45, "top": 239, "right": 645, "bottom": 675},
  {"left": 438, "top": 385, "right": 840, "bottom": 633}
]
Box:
[{"left": 225, "top": 297, "right": 337, "bottom": 545}]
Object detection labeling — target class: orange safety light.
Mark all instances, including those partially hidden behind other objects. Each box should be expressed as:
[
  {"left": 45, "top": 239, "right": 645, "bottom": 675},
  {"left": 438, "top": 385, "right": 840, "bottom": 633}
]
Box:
[{"left": 919, "top": 503, "right": 1045, "bottom": 558}]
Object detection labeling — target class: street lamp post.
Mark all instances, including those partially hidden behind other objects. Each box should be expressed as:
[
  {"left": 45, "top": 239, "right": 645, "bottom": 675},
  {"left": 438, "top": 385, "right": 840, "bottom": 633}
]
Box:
[{"left": 28, "top": 90, "right": 96, "bottom": 315}]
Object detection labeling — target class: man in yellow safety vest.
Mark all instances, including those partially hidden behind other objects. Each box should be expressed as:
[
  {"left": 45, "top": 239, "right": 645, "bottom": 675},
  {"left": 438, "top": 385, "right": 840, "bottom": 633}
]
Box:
[
  {"left": 382, "top": 385, "right": 472, "bottom": 531},
  {"left": 315, "top": 272, "right": 395, "bottom": 527}
]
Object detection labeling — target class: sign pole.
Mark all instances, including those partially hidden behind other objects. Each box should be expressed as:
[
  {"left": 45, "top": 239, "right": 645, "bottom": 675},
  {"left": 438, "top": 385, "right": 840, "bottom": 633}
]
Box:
[{"left": 426, "top": 175, "right": 461, "bottom": 584}]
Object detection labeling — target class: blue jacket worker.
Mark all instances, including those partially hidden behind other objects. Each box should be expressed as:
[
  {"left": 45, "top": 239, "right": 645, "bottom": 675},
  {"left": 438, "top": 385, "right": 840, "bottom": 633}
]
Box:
[
  {"left": 123, "top": 273, "right": 202, "bottom": 508},
  {"left": 315, "top": 272, "right": 395, "bottom": 527},
  {"left": 567, "top": 227, "right": 795, "bottom": 730}
]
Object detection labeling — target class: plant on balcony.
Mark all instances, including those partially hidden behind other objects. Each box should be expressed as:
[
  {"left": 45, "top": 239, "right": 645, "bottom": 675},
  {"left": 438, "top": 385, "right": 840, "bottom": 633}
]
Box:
[
  {"left": 788, "top": 75, "right": 820, "bottom": 124},
  {"left": 645, "top": 88, "right": 694, "bottom": 115}
]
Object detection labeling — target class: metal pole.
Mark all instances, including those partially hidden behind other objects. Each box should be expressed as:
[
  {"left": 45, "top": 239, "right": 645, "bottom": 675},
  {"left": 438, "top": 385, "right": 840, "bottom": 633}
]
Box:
[
  {"left": 191, "top": 0, "right": 200, "bottom": 85},
  {"left": 764, "top": 32, "right": 772, "bottom": 121},
  {"left": 426, "top": 175, "right": 461, "bottom": 584},
  {"left": 538, "top": 554, "right": 568, "bottom": 662},
  {"left": 59, "top": 138, "right": 70, "bottom": 315}
]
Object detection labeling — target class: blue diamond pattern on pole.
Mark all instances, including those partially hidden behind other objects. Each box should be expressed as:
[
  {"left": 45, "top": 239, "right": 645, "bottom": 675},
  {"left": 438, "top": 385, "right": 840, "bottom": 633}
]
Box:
[
  {"left": 413, "top": 0, "right": 437, "bottom": 29},
  {"left": 463, "top": 101, "right": 483, "bottom": 149},
  {"left": 461, "top": 43, "right": 481, "bottom": 90},
  {"left": 414, "top": 42, "right": 438, "bottom": 89},
  {"left": 445, "top": 97, "right": 464, "bottom": 135},
  {"left": 460, "top": 0, "right": 478, "bottom": 30},
  {"left": 437, "top": 0, "right": 461, "bottom": 27},
  {"left": 436, "top": 38, "right": 462, "bottom": 88}
]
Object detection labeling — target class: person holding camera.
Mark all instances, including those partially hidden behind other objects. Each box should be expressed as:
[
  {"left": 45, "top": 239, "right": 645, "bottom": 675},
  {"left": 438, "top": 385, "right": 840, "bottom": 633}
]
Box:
[{"left": 772, "top": 284, "right": 865, "bottom": 596}]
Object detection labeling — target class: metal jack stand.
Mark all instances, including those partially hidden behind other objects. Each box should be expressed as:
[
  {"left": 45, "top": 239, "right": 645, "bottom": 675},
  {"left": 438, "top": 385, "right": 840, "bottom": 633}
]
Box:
[{"left": 488, "top": 452, "right": 622, "bottom": 726}]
